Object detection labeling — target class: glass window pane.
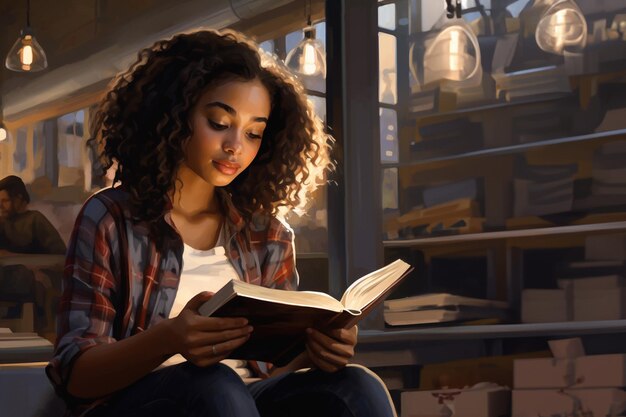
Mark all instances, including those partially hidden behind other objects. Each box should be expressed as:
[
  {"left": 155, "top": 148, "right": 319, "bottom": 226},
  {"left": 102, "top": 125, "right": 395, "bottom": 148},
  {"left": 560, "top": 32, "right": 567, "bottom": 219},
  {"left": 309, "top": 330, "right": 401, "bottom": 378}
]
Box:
[
  {"left": 378, "top": 33, "right": 397, "bottom": 105},
  {"left": 57, "top": 110, "right": 85, "bottom": 187},
  {"left": 286, "top": 29, "right": 303, "bottom": 56},
  {"left": 13, "top": 127, "right": 27, "bottom": 173},
  {"left": 378, "top": 3, "right": 396, "bottom": 31},
  {"left": 507, "top": 0, "right": 531, "bottom": 18},
  {"left": 314, "top": 21, "right": 326, "bottom": 51},
  {"left": 422, "top": 0, "right": 444, "bottom": 32},
  {"left": 307, "top": 95, "right": 326, "bottom": 125},
  {"left": 380, "top": 107, "right": 398, "bottom": 163},
  {"left": 382, "top": 167, "right": 398, "bottom": 211},
  {"left": 33, "top": 122, "right": 46, "bottom": 179},
  {"left": 259, "top": 40, "right": 275, "bottom": 54}
]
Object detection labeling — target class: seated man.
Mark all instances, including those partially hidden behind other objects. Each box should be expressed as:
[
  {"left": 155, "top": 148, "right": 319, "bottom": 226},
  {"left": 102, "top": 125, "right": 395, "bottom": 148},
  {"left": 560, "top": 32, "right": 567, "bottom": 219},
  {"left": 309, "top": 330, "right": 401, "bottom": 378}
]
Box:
[
  {"left": 0, "top": 175, "right": 66, "bottom": 336},
  {"left": 0, "top": 175, "right": 66, "bottom": 255}
]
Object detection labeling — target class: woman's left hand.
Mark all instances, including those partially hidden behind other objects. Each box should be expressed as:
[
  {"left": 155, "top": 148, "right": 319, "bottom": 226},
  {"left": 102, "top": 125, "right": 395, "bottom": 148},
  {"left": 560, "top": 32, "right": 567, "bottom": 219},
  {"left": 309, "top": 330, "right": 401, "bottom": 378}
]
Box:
[{"left": 305, "top": 325, "right": 358, "bottom": 373}]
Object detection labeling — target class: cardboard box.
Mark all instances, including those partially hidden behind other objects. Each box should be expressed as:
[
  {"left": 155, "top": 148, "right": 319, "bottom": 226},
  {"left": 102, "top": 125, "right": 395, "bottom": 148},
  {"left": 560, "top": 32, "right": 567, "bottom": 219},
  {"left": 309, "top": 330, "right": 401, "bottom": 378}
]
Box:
[
  {"left": 419, "top": 351, "right": 550, "bottom": 390},
  {"left": 585, "top": 233, "right": 626, "bottom": 261},
  {"left": 401, "top": 385, "right": 510, "bottom": 417},
  {"left": 573, "top": 288, "right": 626, "bottom": 321},
  {"left": 512, "top": 388, "right": 626, "bottom": 417},
  {"left": 521, "top": 289, "right": 568, "bottom": 323},
  {"left": 514, "top": 353, "right": 626, "bottom": 389}
]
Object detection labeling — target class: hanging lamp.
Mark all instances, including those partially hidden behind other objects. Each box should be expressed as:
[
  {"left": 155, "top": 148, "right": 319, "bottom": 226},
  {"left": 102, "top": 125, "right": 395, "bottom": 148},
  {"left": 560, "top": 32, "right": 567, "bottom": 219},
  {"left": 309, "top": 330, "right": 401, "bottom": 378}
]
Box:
[
  {"left": 6, "top": 0, "right": 48, "bottom": 72},
  {"left": 285, "top": 0, "right": 326, "bottom": 79},
  {"left": 535, "top": 0, "right": 587, "bottom": 55},
  {"left": 0, "top": 122, "right": 7, "bottom": 142}
]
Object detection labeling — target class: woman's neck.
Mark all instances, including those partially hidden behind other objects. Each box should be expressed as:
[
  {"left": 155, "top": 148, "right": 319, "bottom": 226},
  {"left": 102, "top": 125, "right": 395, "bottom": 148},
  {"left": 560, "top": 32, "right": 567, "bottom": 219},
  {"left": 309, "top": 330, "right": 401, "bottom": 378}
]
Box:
[{"left": 170, "top": 164, "right": 220, "bottom": 217}]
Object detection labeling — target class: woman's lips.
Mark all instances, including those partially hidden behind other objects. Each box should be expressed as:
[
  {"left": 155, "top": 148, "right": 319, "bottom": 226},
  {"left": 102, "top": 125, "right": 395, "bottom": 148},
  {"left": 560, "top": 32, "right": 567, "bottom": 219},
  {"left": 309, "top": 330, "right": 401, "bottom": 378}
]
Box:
[{"left": 213, "top": 160, "right": 240, "bottom": 175}]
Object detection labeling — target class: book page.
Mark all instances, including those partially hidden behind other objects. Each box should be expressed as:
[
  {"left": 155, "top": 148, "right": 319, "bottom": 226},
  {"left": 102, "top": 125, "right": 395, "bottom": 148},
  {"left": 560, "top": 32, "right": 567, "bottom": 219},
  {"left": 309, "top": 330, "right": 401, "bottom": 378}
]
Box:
[{"left": 340, "top": 259, "right": 412, "bottom": 312}]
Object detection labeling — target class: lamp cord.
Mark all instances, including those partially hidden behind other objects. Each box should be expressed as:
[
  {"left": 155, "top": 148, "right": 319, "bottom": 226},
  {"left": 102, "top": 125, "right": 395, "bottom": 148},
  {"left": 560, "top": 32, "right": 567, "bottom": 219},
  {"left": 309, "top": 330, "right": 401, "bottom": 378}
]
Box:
[
  {"left": 306, "top": 0, "right": 311, "bottom": 27},
  {"left": 26, "top": 0, "right": 30, "bottom": 27}
]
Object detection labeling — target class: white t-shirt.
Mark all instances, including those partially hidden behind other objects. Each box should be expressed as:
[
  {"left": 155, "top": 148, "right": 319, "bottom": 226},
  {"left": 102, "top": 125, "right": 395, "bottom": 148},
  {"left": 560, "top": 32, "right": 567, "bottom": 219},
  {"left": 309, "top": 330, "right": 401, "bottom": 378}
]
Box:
[
  {"left": 168, "top": 227, "right": 240, "bottom": 319},
  {"left": 161, "top": 227, "right": 250, "bottom": 377}
]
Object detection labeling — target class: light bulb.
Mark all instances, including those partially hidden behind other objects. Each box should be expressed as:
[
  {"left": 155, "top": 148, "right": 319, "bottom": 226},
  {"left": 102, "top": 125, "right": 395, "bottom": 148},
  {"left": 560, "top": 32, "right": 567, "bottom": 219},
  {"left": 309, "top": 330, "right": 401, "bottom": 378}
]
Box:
[
  {"left": 0, "top": 126, "right": 7, "bottom": 142},
  {"left": 21, "top": 38, "right": 34, "bottom": 66},
  {"left": 302, "top": 43, "right": 317, "bottom": 75},
  {"left": 449, "top": 29, "right": 461, "bottom": 72},
  {"left": 5, "top": 28, "right": 48, "bottom": 72}
]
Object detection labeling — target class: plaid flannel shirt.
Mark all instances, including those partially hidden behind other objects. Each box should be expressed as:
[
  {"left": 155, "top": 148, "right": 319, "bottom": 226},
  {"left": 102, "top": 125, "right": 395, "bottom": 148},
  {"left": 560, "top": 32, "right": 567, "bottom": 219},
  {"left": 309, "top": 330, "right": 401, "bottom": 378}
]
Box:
[{"left": 46, "top": 186, "right": 298, "bottom": 415}]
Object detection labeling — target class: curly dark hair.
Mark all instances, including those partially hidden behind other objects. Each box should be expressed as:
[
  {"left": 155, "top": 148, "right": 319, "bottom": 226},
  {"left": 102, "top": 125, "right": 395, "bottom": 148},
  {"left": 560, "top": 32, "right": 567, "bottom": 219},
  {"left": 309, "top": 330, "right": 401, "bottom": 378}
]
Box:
[{"left": 88, "top": 29, "right": 333, "bottom": 232}]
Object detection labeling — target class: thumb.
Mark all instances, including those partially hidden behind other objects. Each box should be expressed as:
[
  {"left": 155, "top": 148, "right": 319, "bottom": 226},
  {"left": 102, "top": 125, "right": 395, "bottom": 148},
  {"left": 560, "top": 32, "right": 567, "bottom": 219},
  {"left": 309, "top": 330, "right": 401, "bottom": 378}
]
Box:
[{"left": 184, "top": 291, "right": 214, "bottom": 313}]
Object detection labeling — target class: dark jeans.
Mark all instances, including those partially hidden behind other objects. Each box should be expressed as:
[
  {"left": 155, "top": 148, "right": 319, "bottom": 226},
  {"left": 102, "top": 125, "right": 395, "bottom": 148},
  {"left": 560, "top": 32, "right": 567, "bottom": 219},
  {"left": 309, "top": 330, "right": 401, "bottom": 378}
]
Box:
[{"left": 86, "top": 362, "right": 395, "bottom": 417}]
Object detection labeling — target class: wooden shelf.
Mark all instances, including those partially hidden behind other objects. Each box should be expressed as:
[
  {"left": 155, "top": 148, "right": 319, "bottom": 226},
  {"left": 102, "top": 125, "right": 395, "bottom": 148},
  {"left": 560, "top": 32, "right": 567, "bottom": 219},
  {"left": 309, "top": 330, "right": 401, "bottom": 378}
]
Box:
[
  {"left": 383, "top": 220, "right": 626, "bottom": 248},
  {"left": 358, "top": 320, "right": 626, "bottom": 343},
  {"left": 382, "top": 128, "right": 626, "bottom": 170}
]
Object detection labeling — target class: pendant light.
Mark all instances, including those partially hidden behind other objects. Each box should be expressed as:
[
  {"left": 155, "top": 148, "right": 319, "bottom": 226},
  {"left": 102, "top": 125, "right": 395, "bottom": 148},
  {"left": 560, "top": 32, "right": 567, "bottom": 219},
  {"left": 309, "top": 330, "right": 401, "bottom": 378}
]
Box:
[
  {"left": 0, "top": 95, "right": 7, "bottom": 143},
  {"left": 422, "top": 21, "right": 482, "bottom": 85},
  {"left": 535, "top": 0, "right": 587, "bottom": 55},
  {"left": 285, "top": 0, "right": 326, "bottom": 79},
  {"left": 6, "top": 0, "right": 48, "bottom": 72},
  {"left": 0, "top": 121, "right": 7, "bottom": 142}
]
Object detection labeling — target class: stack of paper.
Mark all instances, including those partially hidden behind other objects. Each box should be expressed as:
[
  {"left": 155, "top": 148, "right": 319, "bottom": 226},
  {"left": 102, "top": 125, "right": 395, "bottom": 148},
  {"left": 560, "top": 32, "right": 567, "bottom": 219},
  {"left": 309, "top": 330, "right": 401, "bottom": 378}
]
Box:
[
  {"left": 512, "top": 156, "right": 577, "bottom": 217},
  {"left": 383, "top": 293, "right": 509, "bottom": 326}
]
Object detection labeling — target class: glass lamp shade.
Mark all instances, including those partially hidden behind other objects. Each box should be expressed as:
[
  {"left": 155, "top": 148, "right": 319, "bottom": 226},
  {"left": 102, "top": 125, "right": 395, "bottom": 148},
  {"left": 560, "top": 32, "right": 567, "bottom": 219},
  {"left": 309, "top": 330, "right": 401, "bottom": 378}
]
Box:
[
  {"left": 6, "top": 28, "right": 48, "bottom": 72},
  {"left": 285, "top": 27, "right": 326, "bottom": 79},
  {"left": 422, "top": 23, "right": 481, "bottom": 85},
  {"left": 0, "top": 123, "right": 7, "bottom": 142},
  {"left": 535, "top": 0, "right": 587, "bottom": 55}
]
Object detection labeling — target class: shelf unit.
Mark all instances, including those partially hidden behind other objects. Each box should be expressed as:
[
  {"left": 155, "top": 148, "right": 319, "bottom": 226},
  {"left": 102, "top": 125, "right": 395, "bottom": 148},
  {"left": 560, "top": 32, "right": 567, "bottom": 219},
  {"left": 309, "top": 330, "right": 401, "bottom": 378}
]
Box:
[{"left": 327, "top": 0, "right": 626, "bottom": 379}]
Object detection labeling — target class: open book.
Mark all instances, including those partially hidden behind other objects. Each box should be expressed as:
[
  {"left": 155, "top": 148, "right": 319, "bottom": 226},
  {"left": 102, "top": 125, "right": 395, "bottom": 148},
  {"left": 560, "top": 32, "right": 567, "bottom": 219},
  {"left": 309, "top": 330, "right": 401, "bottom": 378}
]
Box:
[{"left": 198, "top": 259, "right": 413, "bottom": 366}]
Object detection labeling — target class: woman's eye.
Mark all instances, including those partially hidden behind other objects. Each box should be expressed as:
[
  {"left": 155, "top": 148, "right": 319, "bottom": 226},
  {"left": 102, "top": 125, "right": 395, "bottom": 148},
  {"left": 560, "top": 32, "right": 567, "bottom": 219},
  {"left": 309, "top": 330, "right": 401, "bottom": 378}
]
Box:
[
  {"left": 247, "top": 132, "right": 262, "bottom": 140},
  {"left": 209, "top": 120, "right": 228, "bottom": 130}
]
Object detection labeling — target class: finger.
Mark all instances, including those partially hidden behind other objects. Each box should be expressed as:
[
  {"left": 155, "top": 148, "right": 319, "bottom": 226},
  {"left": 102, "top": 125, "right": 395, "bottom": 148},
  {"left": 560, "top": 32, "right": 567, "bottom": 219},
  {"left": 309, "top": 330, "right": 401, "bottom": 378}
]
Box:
[
  {"left": 191, "top": 316, "right": 249, "bottom": 332},
  {"left": 183, "top": 291, "right": 214, "bottom": 312},
  {"left": 183, "top": 326, "right": 253, "bottom": 348},
  {"left": 306, "top": 344, "right": 340, "bottom": 373},
  {"left": 307, "top": 329, "right": 354, "bottom": 359},
  {"left": 192, "top": 334, "right": 251, "bottom": 359},
  {"left": 306, "top": 335, "right": 350, "bottom": 368},
  {"left": 320, "top": 327, "right": 358, "bottom": 345}
]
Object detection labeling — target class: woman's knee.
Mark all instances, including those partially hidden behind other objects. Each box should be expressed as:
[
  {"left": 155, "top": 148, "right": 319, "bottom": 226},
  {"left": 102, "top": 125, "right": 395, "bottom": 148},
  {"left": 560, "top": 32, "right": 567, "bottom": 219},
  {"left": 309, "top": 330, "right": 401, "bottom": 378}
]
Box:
[
  {"left": 183, "top": 362, "right": 248, "bottom": 394},
  {"left": 342, "top": 364, "right": 387, "bottom": 392}
]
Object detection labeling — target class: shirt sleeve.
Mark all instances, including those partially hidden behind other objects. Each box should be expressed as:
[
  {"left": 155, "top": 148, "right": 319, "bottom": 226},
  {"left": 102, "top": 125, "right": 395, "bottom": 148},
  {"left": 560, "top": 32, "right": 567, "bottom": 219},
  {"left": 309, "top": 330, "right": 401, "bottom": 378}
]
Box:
[
  {"left": 260, "top": 217, "right": 299, "bottom": 291},
  {"left": 33, "top": 211, "right": 67, "bottom": 255},
  {"left": 45, "top": 196, "right": 123, "bottom": 402}
]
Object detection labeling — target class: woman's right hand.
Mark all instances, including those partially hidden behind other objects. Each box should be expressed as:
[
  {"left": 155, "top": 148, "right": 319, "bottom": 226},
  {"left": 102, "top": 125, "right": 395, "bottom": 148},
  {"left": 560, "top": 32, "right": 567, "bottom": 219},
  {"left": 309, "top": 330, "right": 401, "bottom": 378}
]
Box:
[{"left": 163, "top": 291, "right": 253, "bottom": 367}]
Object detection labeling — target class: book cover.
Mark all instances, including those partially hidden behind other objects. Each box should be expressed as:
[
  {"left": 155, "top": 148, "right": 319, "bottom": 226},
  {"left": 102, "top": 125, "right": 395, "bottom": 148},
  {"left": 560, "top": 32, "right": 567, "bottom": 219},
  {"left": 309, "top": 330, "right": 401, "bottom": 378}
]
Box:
[{"left": 198, "top": 259, "right": 413, "bottom": 366}]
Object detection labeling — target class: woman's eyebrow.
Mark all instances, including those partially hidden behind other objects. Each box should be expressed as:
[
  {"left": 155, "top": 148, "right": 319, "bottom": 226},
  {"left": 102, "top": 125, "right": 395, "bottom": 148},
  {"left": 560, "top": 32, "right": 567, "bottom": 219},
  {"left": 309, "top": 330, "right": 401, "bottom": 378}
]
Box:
[{"left": 205, "top": 101, "right": 268, "bottom": 123}]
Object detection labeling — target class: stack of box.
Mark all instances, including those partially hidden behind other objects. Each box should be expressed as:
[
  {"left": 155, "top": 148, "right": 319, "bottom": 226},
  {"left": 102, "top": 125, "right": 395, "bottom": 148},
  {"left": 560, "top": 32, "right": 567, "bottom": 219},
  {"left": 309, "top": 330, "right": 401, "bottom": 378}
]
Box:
[
  {"left": 401, "top": 383, "right": 510, "bottom": 417},
  {"left": 522, "top": 235, "right": 626, "bottom": 323},
  {"left": 512, "top": 338, "right": 626, "bottom": 416}
]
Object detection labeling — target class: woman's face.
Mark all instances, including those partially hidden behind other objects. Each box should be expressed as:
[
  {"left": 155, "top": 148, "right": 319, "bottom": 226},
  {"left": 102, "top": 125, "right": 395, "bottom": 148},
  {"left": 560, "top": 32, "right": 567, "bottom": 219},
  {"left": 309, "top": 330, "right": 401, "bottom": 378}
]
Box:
[{"left": 183, "top": 77, "right": 271, "bottom": 187}]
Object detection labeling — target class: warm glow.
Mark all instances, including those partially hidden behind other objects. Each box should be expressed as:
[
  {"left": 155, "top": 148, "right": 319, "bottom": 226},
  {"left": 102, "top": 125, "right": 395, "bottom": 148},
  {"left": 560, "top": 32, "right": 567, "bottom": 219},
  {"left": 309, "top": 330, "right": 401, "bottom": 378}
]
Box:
[
  {"left": 0, "top": 128, "right": 6, "bottom": 142},
  {"left": 302, "top": 43, "right": 317, "bottom": 75},
  {"left": 20, "top": 45, "right": 33, "bottom": 66},
  {"left": 449, "top": 29, "right": 461, "bottom": 72},
  {"left": 553, "top": 9, "right": 567, "bottom": 48}
]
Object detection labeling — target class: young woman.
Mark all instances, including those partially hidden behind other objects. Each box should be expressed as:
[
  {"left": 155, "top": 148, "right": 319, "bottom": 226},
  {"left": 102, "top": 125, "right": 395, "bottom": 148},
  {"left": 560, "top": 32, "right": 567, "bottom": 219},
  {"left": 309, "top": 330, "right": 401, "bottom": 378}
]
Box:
[{"left": 46, "top": 29, "right": 396, "bottom": 417}]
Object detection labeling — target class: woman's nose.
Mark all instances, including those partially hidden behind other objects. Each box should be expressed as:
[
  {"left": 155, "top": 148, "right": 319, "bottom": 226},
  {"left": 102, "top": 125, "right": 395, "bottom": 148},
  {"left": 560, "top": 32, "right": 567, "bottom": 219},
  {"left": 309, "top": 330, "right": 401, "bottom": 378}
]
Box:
[{"left": 223, "top": 132, "right": 243, "bottom": 155}]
